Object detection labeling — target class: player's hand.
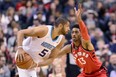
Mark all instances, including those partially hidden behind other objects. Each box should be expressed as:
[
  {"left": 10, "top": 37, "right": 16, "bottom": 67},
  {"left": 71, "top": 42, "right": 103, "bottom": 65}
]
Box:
[
  {"left": 17, "top": 48, "right": 26, "bottom": 62},
  {"left": 74, "top": 3, "right": 83, "bottom": 22}
]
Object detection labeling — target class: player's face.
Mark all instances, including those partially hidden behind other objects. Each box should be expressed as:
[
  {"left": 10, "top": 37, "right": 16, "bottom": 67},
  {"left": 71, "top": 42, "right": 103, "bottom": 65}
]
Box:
[
  {"left": 61, "top": 21, "right": 70, "bottom": 35},
  {"left": 71, "top": 28, "right": 81, "bottom": 42}
]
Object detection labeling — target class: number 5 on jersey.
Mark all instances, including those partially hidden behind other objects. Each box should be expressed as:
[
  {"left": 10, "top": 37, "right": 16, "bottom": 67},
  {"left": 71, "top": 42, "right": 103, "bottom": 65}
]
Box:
[{"left": 39, "top": 49, "right": 48, "bottom": 57}]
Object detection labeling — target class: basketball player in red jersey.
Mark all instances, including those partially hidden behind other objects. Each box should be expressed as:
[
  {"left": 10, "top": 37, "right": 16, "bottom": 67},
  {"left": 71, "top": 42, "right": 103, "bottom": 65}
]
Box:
[{"left": 58, "top": 4, "right": 108, "bottom": 77}]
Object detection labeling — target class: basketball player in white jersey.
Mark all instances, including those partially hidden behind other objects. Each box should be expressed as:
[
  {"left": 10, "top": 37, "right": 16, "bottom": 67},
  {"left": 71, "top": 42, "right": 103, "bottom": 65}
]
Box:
[{"left": 16, "top": 16, "right": 70, "bottom": 77}]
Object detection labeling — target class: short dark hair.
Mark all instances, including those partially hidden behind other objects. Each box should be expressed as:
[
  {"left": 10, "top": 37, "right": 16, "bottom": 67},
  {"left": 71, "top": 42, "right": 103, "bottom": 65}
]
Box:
[
  {"left": 71, "top": 24, "right": 80, "bottom": 30},
  {"left": 54, "top": 16, "right": 69, "bottom": 27}
]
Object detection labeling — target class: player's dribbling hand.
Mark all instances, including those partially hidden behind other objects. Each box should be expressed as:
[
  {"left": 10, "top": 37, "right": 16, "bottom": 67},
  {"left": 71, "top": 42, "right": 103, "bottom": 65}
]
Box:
[
  {"left": 17, "top": 48, "right": 26, "bottom": 62},
  {"left": 74, "top": 3, "right": 82, "bottom": 22}
]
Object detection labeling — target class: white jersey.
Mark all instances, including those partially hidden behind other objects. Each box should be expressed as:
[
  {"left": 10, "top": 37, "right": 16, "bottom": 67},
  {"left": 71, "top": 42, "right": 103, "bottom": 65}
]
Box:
[{"left": 22, "top": 26, "right": 63, "bottom": 63}]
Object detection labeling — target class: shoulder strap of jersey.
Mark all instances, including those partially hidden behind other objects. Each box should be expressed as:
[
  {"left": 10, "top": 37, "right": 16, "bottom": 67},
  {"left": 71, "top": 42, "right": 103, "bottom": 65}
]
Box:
[
  {"left": 45, "top": 25, "right": 53, "bottom": 37},
  {"left": 71, "top": 42, "right": 74, "bottom": 53}
]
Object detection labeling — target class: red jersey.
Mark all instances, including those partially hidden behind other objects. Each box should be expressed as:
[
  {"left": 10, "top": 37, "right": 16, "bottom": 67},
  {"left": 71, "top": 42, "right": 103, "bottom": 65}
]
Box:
[{"left": 71, "top": 43, "right": 102, "bottom": 74}]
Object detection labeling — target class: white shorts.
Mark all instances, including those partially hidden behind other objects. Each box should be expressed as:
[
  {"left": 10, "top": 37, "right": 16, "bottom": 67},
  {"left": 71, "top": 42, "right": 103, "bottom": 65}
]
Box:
[{"left": 17, "top": 67, "right": 37, "bottom": 77}]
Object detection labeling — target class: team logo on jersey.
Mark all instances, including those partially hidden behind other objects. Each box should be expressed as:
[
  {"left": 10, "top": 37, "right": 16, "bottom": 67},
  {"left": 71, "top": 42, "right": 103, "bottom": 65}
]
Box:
[
  {"left": 73, "top": 52, "right": 89, "bottom": 65},
  {"left": 41, "top": 42, "right": 55, "bottom": 50},
  {"left": 73, "top": 52, "right": 89, "bottom": 58}
]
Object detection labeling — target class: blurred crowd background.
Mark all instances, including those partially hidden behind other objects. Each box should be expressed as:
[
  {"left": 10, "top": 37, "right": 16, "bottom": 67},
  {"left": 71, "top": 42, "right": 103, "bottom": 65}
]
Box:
[{"left": 0, "top": 0, "right": 115, "bottom": 77}]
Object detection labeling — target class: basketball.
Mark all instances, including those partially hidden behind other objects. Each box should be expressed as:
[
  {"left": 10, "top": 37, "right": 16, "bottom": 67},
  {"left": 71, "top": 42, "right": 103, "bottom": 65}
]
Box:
[{"left": 16, "top": 53, "right": 33, "bottom": 69}]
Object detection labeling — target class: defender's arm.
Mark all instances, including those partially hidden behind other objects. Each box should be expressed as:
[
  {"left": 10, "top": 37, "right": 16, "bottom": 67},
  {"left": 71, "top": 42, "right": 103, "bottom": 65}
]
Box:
[{"left": 75, "top": 4, "right": 94, "bottom": 50}]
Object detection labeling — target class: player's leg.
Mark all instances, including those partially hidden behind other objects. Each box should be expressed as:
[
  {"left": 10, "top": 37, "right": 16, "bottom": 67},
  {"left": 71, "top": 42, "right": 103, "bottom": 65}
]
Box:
[
  {"left": 17, "top": 67, "right": 30, "bottom": 77},
  {"left": 28, "top": 69, "right": 38, "bottom": 77},
  {"left": 17, "top": 67, "right": 37, "bottom": 77}
]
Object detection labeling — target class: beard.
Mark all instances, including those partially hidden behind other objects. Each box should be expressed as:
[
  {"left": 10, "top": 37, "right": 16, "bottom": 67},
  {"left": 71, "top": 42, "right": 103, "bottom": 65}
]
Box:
[
  {"left": 72, "top": 36, "right": 81, "bottom": 42},
  {"left": 72, "top": 38, "right": 78, "bottom": 42},
  {"left": 60, "top": 26, "right": 66, "bottom": 35}
]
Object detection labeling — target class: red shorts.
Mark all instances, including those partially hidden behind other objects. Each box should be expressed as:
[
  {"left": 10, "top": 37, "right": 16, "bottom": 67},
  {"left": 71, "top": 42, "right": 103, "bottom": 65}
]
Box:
[{"left": 77, "top": 66, "right": 108, "bottom": 77}]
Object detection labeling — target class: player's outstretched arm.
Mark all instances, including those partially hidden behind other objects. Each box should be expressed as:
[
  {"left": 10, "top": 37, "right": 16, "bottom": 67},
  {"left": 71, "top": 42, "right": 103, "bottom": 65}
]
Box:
[
  {"left": 74, "top": 4, "right": 90, "bottom": 41},
  {"left": 57, "top": 44, "right": 71, "bottom": 58},
  {"left": 74, "top": 4, "right": 94, "bottom": 50},
  {"left": 17, "top": 26, "right": 47, "bottom": 62}
]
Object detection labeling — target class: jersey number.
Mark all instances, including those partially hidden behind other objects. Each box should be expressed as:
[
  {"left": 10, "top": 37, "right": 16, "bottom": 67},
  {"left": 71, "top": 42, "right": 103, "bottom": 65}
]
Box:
[
  {"left": 78, "top": 57, "right": 86, "bottom": 64},
  {"left": 39, "top": 49, "right": 48, "bottom": 57}
]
